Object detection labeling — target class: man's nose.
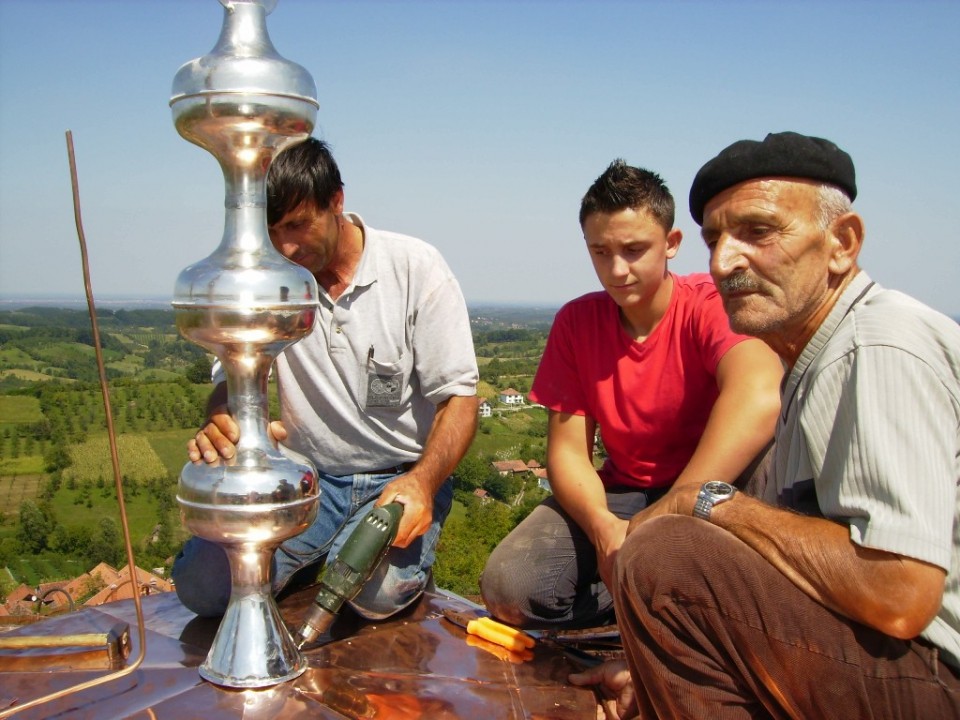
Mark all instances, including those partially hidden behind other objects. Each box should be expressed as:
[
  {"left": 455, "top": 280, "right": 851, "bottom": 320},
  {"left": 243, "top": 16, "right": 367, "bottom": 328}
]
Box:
[
  {"left": 710, "top": 236, "right": 744, "bottom": 279},
  {"left": 270, "top": 233, "right": 297, "bottom": 259}
]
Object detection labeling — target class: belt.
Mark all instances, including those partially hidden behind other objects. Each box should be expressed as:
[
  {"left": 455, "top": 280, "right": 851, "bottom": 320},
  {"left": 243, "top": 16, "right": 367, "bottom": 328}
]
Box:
[{"left": 369, "top": 461, "right": 416, "bottom": 475}]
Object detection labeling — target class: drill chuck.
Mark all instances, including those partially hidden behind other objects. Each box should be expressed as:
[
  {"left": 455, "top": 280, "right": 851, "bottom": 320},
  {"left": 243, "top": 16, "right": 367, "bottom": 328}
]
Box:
[
  {"left": 295, "top": 502, "right": 403, "bottom": 648},
  {"left": 295, "top": 604, "right": 336, "bottom": 648}
]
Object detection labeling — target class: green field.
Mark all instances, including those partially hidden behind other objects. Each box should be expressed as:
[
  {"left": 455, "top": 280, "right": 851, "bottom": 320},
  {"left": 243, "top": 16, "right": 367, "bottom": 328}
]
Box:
[
  {"left": 64, "top": 434, "right": 168, "bottom": 483},
  {"left": 0, "top": 396, "right": 44, "bottom": 424},
  {"left": 447, "top": 498, "right": 467, "bottom": 524},
  {"left": 6, "top": 554, "right": 87, "bottom": 588},
  {"left": 0, "top": 305, "right": 558, "bottom": 592},
  {"left": 476, "top": 379, "right": 498, "bottom": 399},
  {"left": 0, "top": 456, "right": 44, "bottom": 476},
  {"left": 107, "top": 357, "right": 145, "bottom": 374},
  {"left": 0, "top": 369, "right": 61, "bottom": 382},
  {"left": 147, "top": 428, "right": 196, "bottom": 477},
  {"left": 470, "top": 406, "right": 548, "bottom": 458},
  {"left": 137, "top": 369, "right": 188, "bottom": 382},
  {"left": 0, "top": 474, "right": 42, "bottom": 513},
  {"left": 0, "top": 346, "right": 40, "bottom": 369},
  {"left": 46, "top": 482, "right": 169, "bottom": 547}
]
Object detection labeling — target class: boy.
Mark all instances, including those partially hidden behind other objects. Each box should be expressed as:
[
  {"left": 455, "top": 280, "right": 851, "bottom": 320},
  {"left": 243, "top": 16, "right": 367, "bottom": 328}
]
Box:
[{"left": 480, "top": 160, "right": 782, "bottom": 629}]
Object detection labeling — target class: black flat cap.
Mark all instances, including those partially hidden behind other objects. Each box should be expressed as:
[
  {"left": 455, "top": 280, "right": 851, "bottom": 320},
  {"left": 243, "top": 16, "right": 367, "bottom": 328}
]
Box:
[{"left": 688, "top": 131, "right": 857, "bottom": 225}]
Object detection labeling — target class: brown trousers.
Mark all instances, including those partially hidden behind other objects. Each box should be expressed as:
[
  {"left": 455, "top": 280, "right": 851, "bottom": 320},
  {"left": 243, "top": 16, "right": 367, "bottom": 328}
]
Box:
[{"left": 614, "top": 516, "right": 960, "bottom": 719}]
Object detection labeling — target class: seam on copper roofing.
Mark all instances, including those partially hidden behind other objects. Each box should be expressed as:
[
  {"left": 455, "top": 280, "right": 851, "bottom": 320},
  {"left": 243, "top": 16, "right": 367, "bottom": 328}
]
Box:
[{"left": 0, "top": 587, "right": 602, "bottom": 719}]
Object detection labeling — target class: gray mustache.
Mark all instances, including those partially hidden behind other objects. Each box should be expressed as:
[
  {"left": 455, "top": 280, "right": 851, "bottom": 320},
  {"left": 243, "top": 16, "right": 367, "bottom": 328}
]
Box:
[{"left": 718, "top": 274, "right": 762, "bottom": 294}]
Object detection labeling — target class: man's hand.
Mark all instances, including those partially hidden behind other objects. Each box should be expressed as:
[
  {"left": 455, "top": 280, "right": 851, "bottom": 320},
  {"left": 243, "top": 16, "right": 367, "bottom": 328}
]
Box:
[
  {"left": 626, "top": 484, "right": 698, "bottom": 536},
  {"left": 569, "top": 659, "right": 638, "bottom": 720},
  {"left": 594, "top": 516, "right": 629, "bottom": 590},
  {"left": 186, "top": 404, "right": 287, "bottom": 464},
  {"left": 376, "top": 473, "right": 434, "bottom": 549}
]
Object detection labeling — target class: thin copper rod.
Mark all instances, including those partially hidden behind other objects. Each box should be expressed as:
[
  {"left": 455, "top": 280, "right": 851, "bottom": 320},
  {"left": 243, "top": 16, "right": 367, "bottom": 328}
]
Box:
[{"left": 0, "top": 131, "right": 149, "bottom": 717}]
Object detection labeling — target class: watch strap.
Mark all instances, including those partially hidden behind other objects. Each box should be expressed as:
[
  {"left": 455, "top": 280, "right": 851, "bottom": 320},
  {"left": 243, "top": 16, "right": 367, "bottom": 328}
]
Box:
[{"left": 693, "top": 481, "right": 736, "bottom": 521}]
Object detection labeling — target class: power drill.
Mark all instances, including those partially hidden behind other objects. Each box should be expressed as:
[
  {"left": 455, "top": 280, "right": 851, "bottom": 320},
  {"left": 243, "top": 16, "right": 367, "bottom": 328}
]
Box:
[{"left": 294, "top": 502, "right": 404, "bottom": 648}]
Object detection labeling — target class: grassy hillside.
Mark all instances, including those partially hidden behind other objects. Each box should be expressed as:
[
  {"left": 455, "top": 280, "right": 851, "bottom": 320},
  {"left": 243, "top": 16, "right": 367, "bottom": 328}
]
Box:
[
  {"left": 64, "top": 434, "right": 168, "bottom": 484},
  {"left": 0, "top": 305, "right": 558, "bottom": 592},
  {"left": 0, "top": 396, "right": 44, "bottom": 423},
  {"left": 0, "top": 474, "right": 42, "bottom": 509},
  {"left": 148, "top": 428, "right": 198, "bottom": 477},
  {"left": 471, "top": 406, "right": 547, "bottom": 459}
]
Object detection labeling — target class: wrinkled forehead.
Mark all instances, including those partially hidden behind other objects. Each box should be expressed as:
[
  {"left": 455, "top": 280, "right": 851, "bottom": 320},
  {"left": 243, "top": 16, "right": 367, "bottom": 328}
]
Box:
[{"left": 702, "top": 177, "right": 821, "bottom": 225}]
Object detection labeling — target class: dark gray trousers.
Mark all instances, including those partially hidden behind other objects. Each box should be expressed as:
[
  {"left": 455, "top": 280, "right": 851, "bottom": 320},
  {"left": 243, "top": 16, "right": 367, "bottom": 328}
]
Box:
[{"left": 480, "top": 487, "right": 665, "bottom": 629}]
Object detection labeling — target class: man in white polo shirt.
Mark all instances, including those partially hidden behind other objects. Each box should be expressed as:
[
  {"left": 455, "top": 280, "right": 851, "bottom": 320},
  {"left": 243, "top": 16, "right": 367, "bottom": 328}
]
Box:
[{"left": 173, "top": 138, "right": 479, "bottom": 621}]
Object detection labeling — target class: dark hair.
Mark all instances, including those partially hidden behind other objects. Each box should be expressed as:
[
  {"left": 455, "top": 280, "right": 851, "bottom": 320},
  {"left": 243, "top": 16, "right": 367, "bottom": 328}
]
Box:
[
  {"left": 267, "top": 137, "right": 344, "bottom": 226},
  {"left": 579, "top": 159, "right": 675, "bottom": 231}
]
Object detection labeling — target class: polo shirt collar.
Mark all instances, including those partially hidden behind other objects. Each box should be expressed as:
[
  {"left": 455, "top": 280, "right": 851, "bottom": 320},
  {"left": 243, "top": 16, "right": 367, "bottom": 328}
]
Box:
[
  {"left": 343, "top": 212, "right": 378, "bottom": 292},
  {"left": 782, "top": 270, "right": 873, "bottom": 414}
]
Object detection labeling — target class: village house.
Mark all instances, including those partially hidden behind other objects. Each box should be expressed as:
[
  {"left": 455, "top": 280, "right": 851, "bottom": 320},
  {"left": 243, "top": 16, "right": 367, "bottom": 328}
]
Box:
[
  {"left": 497, "top": 388, "right": 525, "bottom": 405},
  {"left": 492, "top": 459, "right": 531, "bottom": 476},
  {"left": 82, "top": 562, "right": 174, "bottom": 606},
  {"left": 473, "top": 488, "right": 492, "bottom": 504},
  {"left": 478, "top": 398, "right": 492, "bottom": 417},
  {"left": 532, "top": 467, "right": 551, "bottom": 493},
  {"left": 1, "top": 562, "right": 174, "bottom": 623},
  {"left": 491, "top": 458, "right": 548, "bottom": 489}
]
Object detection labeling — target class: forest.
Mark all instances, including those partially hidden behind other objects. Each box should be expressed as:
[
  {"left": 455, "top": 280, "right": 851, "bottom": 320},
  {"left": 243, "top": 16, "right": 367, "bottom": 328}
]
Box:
[{"left": 0, "top": 304, "right": 562, "bottom": 601}]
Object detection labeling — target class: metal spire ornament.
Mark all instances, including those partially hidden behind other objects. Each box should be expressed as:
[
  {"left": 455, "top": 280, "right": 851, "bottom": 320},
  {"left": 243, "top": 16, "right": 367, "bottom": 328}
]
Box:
[{"left": 170, "top": 0, "right": 320, "bottom": 688}]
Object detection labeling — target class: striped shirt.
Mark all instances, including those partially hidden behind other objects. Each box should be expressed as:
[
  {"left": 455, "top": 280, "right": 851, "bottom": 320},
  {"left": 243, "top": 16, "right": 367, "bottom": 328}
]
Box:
[{"left": 767, "top": 271, "right": 960, "bottom": 669}]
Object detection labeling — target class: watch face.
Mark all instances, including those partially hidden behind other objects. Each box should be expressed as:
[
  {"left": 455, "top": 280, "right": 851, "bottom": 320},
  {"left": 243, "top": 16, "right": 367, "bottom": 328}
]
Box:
[{"left": 703, "top": 481, "right": 734, "bottom": 498}]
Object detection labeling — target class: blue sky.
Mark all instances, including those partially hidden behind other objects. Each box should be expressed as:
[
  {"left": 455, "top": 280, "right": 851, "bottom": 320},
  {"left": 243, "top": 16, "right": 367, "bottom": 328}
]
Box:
[{"left": 1, "top": 0, "right": 958, "bottom": 316}]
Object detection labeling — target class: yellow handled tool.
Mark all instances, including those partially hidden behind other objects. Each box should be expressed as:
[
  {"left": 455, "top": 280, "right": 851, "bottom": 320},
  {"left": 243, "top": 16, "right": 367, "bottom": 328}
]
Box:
[
  {"left": 466, "top": 616, "right": 535, "bottom": 652},
  {"left": 441, "top": 608, "right": 536, "bottom": 653},
  {"left": 465, "top": 634, "right": 534, "bottom": 664}
]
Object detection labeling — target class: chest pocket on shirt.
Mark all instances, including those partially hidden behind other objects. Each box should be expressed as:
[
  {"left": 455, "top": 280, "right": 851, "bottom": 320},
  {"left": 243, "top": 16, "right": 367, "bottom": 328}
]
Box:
[{"left": 364, "top": 354, "right": 405, "bottom": 409}]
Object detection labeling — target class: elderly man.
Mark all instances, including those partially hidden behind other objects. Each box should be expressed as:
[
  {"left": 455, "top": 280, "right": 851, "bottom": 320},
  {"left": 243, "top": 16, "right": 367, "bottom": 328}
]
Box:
[{"left": 572, "top": 132, "right": 960, "bottom": 718}]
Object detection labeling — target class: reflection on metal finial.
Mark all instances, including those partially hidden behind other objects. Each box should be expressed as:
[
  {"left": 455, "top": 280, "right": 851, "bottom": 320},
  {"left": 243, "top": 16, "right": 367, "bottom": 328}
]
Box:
[{"left": 170, "top": 0, "right": 320, "bottom": 689}]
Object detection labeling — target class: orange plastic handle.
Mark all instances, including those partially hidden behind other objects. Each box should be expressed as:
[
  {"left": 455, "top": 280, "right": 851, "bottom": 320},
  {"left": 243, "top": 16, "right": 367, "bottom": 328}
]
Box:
[
  {"left": 477, "top": 616, "right": 536, "bottom": 649},
  {"left": 465, "top": 617, "right": 535, "bottom": 653},
  {"left": 465, "top": 634, "right": 534, "bottom": 663}
]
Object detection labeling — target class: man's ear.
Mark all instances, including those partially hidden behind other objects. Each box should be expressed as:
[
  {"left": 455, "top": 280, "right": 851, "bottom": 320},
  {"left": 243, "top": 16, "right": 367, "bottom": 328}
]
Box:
[
  {"left": 665, "top": 228, "right": 683, "bottom": 259},
  {"left": 330, "top": 189, "right": 345, "bottom": 214},
  {"left": 827, "top": 212, "right": 864, "bottom": 275}
]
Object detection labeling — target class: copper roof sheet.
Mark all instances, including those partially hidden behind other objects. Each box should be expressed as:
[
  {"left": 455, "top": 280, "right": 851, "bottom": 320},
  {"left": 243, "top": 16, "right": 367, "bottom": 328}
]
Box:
[{"left": 0, "top": 586, "right": 599, "bottom": 719}]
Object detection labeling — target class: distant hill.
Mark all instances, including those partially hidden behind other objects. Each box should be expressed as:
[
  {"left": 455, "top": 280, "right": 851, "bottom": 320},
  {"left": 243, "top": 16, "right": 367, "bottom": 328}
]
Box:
[
  {"left": 0, "top": 298, "right": 562, "bottom": 329},
  {"left": 469, "top": 304, "right": 558, "bottom": 330},
  {"left": 0, "top": 296, "right": 174, "bottom": 311}
]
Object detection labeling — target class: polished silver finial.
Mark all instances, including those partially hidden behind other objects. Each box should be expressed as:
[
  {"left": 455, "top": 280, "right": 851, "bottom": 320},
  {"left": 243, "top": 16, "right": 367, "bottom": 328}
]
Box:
[{"left": 170, "top": 0, "right": 321, "bottom": 689}]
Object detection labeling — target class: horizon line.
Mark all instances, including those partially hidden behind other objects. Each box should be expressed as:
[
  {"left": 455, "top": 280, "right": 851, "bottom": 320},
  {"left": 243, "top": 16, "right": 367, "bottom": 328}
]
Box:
[{"left": 0, "top": 293, "right": 562, "bottom": 311}]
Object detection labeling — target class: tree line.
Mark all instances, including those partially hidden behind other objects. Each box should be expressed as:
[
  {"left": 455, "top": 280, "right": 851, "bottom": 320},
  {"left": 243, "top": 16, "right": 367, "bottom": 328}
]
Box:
[{"left": 0, "top": 305, "right": 556, "bottom": 597}]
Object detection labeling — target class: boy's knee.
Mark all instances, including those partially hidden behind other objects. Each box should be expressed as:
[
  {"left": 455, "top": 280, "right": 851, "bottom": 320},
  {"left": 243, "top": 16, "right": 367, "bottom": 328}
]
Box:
[
  {"left": 480, "top": 551, "right": 544, "bottom": 627},
  {"left": 480, "top": 581, "right": 526, "bottom": 627},
  {"left": 480, "top": 546, "right": 513, "bottom": 599}
]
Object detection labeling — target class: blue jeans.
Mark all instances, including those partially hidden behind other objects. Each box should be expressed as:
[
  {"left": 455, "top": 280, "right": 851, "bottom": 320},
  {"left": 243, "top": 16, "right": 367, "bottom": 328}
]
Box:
[{"left": 172, "top": 468, "right": 453, "bottom": 619}]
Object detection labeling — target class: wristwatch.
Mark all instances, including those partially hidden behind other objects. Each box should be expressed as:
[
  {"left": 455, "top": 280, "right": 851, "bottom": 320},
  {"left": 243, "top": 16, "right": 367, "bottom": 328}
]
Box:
[{"left": 693, "top": 481, "right": 737, "bottom": 521}]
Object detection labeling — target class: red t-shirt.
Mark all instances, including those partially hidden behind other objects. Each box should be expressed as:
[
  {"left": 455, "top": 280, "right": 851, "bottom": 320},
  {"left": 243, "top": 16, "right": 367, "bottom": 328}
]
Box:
[{"left": 529, "top": 273, "right": 748, "bottom": 490}]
